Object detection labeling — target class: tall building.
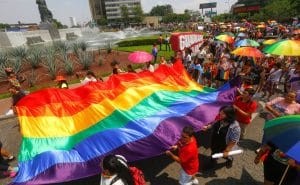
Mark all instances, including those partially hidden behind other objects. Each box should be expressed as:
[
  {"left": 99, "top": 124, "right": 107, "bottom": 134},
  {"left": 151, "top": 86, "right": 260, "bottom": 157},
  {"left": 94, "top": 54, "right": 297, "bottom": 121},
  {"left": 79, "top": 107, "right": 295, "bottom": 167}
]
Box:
[
  {"left": 89, "top": 0, "right": 141, "bottom": 23},
  {"left": 89, "top": 0, "right": 106, "bottom": 20}
]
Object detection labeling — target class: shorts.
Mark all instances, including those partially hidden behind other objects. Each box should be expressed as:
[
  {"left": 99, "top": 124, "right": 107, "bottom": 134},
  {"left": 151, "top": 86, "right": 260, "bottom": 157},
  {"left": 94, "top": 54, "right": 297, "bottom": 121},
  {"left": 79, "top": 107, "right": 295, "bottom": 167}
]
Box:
[{"left": 179, "top": 169, "right": 198, "bottom": 185}]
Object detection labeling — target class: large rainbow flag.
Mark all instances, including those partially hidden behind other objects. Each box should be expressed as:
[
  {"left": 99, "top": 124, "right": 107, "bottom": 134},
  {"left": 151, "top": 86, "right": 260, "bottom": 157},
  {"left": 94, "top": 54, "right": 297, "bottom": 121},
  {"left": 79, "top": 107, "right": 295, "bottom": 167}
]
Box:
[{"left": 13, "top": 62, "right": 238, "bottom": 184}]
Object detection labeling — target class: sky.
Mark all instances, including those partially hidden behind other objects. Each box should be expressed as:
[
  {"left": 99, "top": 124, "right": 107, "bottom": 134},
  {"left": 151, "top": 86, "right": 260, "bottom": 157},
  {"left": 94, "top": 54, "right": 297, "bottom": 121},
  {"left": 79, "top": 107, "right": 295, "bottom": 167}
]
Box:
[{"left": 0, "top": 0, "right": 237, "bottom": 26}]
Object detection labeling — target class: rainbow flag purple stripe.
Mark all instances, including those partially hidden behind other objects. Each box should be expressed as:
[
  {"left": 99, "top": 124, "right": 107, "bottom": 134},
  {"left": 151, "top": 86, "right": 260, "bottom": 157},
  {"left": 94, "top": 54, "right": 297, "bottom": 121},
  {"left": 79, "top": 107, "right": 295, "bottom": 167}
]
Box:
[{"left": 13, "top": 63, "right": 237, "bottom": 184}]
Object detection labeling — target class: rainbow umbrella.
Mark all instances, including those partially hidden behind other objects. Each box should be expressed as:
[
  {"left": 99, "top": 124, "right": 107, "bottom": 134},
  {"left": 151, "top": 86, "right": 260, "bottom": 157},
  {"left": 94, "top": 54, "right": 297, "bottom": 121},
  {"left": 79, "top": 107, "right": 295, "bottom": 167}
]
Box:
[
  {"left": 237, "top": 33, "right": 246, "bottom": 37},
  {"left": 263, "top": 40, "right": 300, "bottom": 56},
  {"left": 232, "top": 47, "right": 264, "bottom": 58},
  {"left": 235, "top": 39, "right": 260, "bottom": 47},
  {"left": 222, "top": 32, "right": 235, "bottom": 37},
  {"left": 128, "top": 51, "right": 153, "bottom": 63},
  {"left": 215, "top": 34, "right": 234, "bottom": 44},
  {"left": 263, "top": 39, "right": 278, "bottom": 45},
  {"left": 263, "top": 115, "right": 300, "bottom": 163},
  {"left": 256, "top": 24, "right": 266, "bottom": 29},
  {"left": 293, "top": 29, "right": 300, "bottom": 34},
  {"left": 239, "top": 27, "right": 247, "bottom": 32}
]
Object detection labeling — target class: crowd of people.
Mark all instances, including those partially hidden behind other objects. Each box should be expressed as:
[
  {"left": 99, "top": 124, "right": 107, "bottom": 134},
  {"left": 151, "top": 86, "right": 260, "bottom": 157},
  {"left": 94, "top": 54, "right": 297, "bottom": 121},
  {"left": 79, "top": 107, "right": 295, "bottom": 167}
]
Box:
[{"left": 1, "top": 19, "right": 300, "bottom": 185}]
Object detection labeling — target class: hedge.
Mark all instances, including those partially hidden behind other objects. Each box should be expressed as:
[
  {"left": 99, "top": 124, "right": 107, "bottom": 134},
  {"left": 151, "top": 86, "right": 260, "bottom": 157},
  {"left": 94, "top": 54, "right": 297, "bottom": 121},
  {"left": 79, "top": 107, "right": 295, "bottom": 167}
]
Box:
[{"left": 117, "top": 38, "right": 160, "bottom": 47}]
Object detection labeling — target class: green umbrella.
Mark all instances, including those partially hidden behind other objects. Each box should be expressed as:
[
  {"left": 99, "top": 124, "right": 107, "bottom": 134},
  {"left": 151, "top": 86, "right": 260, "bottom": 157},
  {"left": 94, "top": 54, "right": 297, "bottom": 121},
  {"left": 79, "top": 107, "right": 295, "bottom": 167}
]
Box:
[
  {"left": 222, "top": 32, "right": 235, "bottom": 37},
  {"left": 263, "top": 39, "right": 300, "bottom": 56}
]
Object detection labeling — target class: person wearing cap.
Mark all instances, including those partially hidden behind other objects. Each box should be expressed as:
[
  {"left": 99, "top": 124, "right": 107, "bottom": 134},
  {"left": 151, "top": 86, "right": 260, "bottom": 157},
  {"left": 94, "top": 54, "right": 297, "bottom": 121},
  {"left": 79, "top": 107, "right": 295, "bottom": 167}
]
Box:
[{"left": 55, "top": 76, "right": 69, "bottom": 89}]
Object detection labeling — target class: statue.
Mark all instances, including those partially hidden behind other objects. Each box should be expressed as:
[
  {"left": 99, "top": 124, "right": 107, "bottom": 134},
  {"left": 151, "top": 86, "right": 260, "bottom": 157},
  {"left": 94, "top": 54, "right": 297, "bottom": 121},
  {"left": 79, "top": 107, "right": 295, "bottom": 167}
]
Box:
[{"left": 36, "top": 0, "right": 53, "bottom": 23}]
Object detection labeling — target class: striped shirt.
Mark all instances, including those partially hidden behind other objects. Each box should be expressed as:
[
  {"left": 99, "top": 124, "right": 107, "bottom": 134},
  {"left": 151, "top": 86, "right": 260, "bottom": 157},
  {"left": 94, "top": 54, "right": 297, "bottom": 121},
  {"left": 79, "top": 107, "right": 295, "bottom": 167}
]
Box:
[{"left": 226, "top": 121, "right": 241, "bottom": 145}]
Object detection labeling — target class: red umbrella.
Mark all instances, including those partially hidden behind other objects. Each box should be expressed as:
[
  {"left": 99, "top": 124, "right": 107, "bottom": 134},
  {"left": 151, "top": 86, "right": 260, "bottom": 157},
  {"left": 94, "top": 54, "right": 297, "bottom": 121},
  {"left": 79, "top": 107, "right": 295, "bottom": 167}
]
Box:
[
  {"left": 231, "top": 47, "right": 264, "bottom": 58},
  {"left": 128, "top": 51, "right": 153, "bottom": 63}
]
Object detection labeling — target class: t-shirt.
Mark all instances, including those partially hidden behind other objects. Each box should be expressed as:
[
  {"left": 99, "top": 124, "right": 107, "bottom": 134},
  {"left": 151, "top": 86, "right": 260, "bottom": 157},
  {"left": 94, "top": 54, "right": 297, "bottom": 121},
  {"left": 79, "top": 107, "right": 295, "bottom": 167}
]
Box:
[
  {"left": 268, "top": 68, "right": 282, "bottom": 83},
  {"left": 178, "top": 136, "right": 199, "bottom": 175},
  {"left": 100, "top": 174, "right": 125, "bottom": 185},
  {"left": 147, "top": 64, "right": 154, "bottom": 72},
  {"left": 288, "top": 69, "right": 300, "bottom": 93},
  {"left": 12, "top": 91, "right": 26, "bottom": 106},
  {"left": 151, "top": 47, "right": 158, "bottom": 56},
  {"left": 81, "top": 77, "right": 97, "bottom": 85},
  {"left": 234, "top": 96, "right": 257, "bottom": 124}
]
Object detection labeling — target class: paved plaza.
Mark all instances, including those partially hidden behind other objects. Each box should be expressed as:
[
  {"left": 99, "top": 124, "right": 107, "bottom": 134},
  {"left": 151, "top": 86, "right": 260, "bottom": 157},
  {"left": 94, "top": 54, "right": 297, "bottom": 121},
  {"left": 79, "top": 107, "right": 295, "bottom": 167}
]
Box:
[{"left": 0, "top": 102, "right": 265, "bottom": 185}]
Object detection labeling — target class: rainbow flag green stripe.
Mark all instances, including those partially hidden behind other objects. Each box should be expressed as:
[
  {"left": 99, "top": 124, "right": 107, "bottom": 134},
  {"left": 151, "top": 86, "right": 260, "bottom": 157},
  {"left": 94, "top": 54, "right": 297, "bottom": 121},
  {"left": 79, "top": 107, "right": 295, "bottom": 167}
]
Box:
[{"left": 19, "top": 89, "right": 212, "bottom": 162}]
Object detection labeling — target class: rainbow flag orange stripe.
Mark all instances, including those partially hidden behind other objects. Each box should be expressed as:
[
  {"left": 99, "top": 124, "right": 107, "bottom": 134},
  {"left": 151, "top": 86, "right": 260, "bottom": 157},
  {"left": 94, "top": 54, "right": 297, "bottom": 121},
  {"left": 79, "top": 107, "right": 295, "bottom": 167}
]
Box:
[{"left": 13, "top": 62, "right": 238, "bottom": 185}]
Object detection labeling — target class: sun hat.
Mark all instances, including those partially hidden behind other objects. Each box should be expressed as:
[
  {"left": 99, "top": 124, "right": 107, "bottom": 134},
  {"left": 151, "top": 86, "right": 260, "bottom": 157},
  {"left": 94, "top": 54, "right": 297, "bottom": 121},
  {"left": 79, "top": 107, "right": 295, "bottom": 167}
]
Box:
[{"left": 55, "top": 75, "right": 66, "bottom": 81}]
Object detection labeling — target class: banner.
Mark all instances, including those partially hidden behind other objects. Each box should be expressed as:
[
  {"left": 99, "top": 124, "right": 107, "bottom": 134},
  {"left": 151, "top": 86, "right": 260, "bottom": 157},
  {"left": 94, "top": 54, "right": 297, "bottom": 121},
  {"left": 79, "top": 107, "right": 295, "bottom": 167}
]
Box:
[{"left": 170, "top": 32, "right": 204, "bottom": 53}]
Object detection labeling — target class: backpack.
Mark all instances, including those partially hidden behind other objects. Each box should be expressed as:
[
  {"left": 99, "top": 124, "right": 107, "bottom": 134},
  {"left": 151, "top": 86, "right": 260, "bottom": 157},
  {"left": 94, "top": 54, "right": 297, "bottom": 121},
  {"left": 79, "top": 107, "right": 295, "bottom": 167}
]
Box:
[{"left": 130, "top": 167, "right": 146, "bottom": 185}]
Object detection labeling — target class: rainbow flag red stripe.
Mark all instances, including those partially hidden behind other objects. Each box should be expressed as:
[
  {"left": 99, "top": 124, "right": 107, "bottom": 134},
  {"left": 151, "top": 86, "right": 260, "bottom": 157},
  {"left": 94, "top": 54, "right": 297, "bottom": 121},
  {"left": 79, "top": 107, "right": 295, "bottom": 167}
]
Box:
[{"left": 13, "top": 62, "right": 237, "bottom": 184}]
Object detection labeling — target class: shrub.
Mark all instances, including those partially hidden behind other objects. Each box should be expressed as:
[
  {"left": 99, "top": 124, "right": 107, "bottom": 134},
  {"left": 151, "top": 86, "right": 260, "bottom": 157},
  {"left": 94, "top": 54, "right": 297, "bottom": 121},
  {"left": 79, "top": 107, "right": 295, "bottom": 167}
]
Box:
[
  {"left": 43, "top": 47, "right": 58, "bottom": 80},
  {"left": 79, "top": 41, "right": 88, "bottom": 52},
  {"left": 64, "top": 59, "right": 75, "bottom": 76},
  {"left": 28, "top": 47, "right": 42, "bottom": 69},
  {"left": 53, "top": 41, "right": 69, "bottom": 61},
  {"left": 0, "top": 52, "right": 9, "bottom": 79},
  {"left": 10, "top": 47, "right": 27, "bottom": 60},
  {"left": 117, "top": 38, "right": 158, "bottom": 47},
  {"left": 71, "top": 42, "right": 80, "bottom": 58},
  {"left": 98, "top": 56, "right": 104, "bottom": 66},
  {"left": 27, "top": 69, "right": 39, "bottom": 87},
  {"left": 9, "top": 47, "right": 28, "bottom": 74},
  {"left": 106, "top": 42, "right": 112, "bottom": 54},
  {"left": 78, "top": 51, "right": 93, "bottom": 70}
]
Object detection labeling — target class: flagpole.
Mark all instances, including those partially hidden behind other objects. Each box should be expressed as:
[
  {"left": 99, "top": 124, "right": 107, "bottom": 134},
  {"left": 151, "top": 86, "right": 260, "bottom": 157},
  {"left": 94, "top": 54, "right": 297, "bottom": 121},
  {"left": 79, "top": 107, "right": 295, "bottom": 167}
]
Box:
[{"left": 278, "top": 165, "right": 290, "bottom": 185}]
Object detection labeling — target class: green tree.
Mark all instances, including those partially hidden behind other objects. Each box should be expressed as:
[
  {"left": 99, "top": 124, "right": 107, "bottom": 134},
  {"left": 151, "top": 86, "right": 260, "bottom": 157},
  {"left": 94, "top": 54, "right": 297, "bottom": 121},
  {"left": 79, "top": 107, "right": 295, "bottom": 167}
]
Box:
[
  {"left": 133, "top": 5, "right": 144, "bottom": 23},
  {"left": 212, "top": 13, "right": 231, "bottom": 22},
  {"left": 0, "top": 23, "right": 10, "bottom": 29},
  {"left": 161, "top": 13, "right": 191, "bottom": 23},
  {"left": 263, "top": 0, "right": 297, "bottom": 22},
  {"left": 120, "top": 5, "right": 130, "bottom": 26},
  {"left": 52, "top": 19, "right": 67, "bottom": 29},
  {"left": 149, "top": 4, "right": 173, "bottom": 16},
  {"left": 97, "top": 17, "right": 108, "bottom": 26}
]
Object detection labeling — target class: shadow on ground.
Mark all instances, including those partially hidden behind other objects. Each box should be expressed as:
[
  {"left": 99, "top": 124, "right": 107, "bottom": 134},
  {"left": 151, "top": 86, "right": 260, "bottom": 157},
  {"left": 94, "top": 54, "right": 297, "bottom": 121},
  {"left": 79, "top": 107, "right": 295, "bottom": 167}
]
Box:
[{"left": 205, "top": 168, "right": 262, "bottom": 185}]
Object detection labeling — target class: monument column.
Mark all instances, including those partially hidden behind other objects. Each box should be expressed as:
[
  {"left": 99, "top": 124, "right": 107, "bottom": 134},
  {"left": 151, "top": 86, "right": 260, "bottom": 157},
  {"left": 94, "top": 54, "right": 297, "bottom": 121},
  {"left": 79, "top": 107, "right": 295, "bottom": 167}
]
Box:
[{"left": 36, "top": 0, "right": 60, "bottom": 40}]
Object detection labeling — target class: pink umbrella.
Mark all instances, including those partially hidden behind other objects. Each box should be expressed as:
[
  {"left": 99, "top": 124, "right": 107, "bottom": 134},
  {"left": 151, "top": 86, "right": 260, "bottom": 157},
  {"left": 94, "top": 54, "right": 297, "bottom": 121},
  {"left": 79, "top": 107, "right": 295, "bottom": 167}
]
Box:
[{"left": 128, "top": 51, "right": 153, "bottom": 63}]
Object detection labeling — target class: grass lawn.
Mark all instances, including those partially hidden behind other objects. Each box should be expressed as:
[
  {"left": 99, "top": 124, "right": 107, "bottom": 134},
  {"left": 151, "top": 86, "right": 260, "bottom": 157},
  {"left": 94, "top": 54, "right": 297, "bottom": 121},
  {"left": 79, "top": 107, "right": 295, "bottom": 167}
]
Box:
[{"left": 115, "top": 45, "right": 175, "bottom": 61}]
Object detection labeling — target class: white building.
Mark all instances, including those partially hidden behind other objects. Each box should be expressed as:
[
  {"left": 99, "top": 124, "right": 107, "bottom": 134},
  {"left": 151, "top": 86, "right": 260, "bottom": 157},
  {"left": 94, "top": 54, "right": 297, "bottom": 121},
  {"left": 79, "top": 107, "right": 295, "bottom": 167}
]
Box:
[
  {"left": 105, "top": 0, "right": 141, "bottom": 21},
  {"left": 89, "top": 0, "right": 141, "bottom": 23},
  {"left": 69, "top": 17, "right": 77, "bottom": 27}
]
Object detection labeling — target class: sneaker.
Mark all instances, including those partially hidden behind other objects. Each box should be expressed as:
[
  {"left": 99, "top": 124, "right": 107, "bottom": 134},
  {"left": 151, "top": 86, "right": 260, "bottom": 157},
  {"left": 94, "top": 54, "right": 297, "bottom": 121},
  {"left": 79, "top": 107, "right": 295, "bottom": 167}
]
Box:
[{"left": 191, "top": 178, "right": 199, "bottom": 184}]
